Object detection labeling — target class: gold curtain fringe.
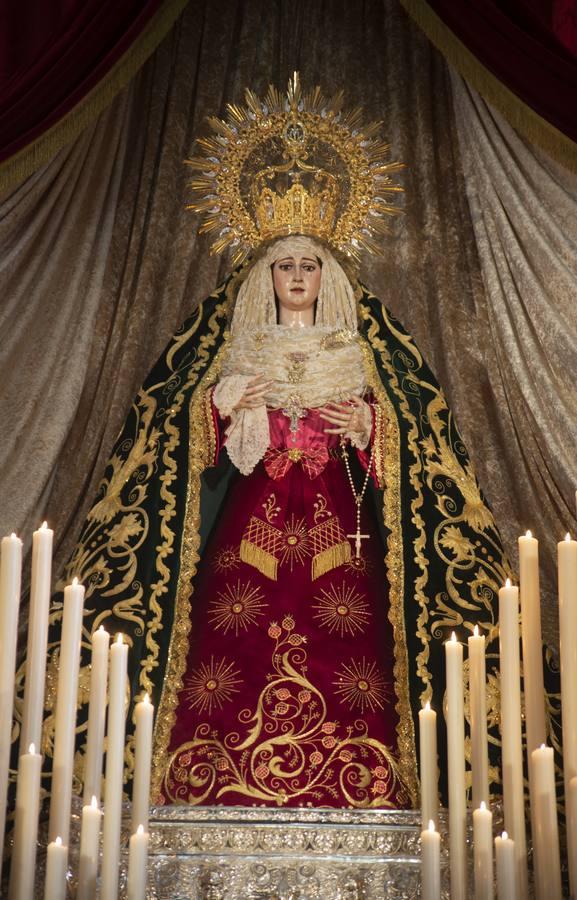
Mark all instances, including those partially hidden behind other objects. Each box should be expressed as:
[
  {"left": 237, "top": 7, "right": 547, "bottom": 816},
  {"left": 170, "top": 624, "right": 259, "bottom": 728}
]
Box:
[
  {"left": 240, "top": 540, "right": 279, "bottom": 581},
  {"left": 311, "top": 541, "right": 352, "bottom": 581},
  {"left": 0, "top": 0, "right": 190, "bottom": 194},
  {"left": 400, "top": 0, "right": 577, "bottom": 174}
]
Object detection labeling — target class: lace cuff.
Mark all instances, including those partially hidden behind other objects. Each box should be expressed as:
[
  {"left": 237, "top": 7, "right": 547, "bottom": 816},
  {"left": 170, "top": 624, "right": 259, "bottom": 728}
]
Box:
[
  {"left": 345, "top": 400, "right": 373, "bottom": 451},
  {"left": 213, "top": 375, "right": 270, "bottom": 475}
]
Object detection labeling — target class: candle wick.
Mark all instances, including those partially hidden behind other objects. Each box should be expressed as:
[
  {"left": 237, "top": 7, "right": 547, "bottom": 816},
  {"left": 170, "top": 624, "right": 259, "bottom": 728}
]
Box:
[
  {"left": 137, "top": 824, "right": 145, "bottom": 835},
  {"left": 480, "top": 800, "right": 486, "bottom": 811},
  {"left": 473, "top": 624, "right": 479, "bottom": 637},
  {"left": 28, "top": 743, "right": 35, "bottom": 754},
  {"left": 525, "top": 529, "right": 532, "bottom": 538},
  {"left": 55, "top": 836, "right": 62, "bottom": 846},
  {"left": 505, "top": 577, "right": 511, "bottom": 588},
  {"left": 502, "top": 831, "right": 508, "bottom": 840}
]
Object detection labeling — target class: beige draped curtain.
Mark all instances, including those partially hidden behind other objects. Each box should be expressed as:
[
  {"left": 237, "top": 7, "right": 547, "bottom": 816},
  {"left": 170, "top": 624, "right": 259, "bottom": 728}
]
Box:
[{"left": 0, "top": 0, "right": 574, "bottom": 645}]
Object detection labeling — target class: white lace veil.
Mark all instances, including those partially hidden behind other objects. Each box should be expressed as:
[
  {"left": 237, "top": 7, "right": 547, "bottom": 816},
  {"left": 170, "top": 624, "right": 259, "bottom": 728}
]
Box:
[{"left": 231, "top": 236, "right": 357, "bottom": 333}]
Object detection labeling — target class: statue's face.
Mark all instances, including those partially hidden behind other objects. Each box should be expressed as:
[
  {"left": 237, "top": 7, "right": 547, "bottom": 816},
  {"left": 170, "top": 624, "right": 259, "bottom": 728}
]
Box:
[{"left": 272, "top": 254, "right": 321, "bottom": 312}]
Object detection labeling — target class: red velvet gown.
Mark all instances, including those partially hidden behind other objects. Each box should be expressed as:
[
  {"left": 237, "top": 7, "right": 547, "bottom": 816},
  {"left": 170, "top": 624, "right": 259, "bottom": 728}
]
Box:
[{"left": 158, "top": 404, "right": 410, "bottom": 808}]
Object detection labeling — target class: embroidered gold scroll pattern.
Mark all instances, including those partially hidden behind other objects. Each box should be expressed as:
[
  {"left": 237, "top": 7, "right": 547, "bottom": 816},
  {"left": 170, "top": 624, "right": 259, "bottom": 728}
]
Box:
[
  {"left": 312, "top": 582, "right": 371, "bottom": 638},
  {"left": 161, "top": 615, "right": 409, "bottom": 808},
  {"left": 262, "top": 493, "right": 281, "bottom": 523},
  {"left": 208, "top": 579, "right": 268, "bottom": 636}
]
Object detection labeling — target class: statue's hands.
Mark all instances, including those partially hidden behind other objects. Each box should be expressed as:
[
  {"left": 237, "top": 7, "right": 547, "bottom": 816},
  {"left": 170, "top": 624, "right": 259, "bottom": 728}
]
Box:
[
  {"left": 318, "top": 397, "right": 371, "bottom": 435},
  {"left": 233, "top": 374, "right": 273, "bottom": 410}
]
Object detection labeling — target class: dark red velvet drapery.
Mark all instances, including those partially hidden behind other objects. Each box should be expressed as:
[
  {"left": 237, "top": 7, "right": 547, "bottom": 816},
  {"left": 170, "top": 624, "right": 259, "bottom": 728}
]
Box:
[
  {"left": 0, "top": 0, "right": 167, "bottom": 163},
  {"left": 422, "top": 0, "right": 577, "bottom": 143}
]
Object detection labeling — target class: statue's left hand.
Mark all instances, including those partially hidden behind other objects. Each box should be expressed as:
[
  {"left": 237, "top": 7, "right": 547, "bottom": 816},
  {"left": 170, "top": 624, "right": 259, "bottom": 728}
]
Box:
[{"left": 318, "top": 397, "right": 371, "bottom": 435}]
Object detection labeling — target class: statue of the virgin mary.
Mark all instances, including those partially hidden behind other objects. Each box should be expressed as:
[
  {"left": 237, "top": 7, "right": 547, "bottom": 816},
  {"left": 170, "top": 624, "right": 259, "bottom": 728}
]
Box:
[{"left": 20, "top": 75, "right": 561, "bottom": 811}]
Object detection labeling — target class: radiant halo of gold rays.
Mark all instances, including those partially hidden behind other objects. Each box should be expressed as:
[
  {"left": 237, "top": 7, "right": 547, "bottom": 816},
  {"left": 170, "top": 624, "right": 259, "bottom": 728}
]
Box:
[
  {"left": 183, "top": 656, "right": 242, "bottom": 715},
  {"left": 312, "top": 582, "right": 371, "bottom": 637},
  {"left": 212, "top": 546, "right": 241, "bottom": 573},
  {"left": 279, "top": 515, "right": 312, "bottom": 569},
  {"left": 208, "top": 579, "right": 268, "bottom": 635},
  {"left": 333, "top": 657, "right": 390, "bottom": 714}
]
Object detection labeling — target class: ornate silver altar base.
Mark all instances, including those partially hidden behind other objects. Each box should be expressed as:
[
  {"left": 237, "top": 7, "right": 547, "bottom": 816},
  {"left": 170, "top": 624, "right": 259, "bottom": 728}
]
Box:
[
  {"left": 142, "top": 806, "right": 450, "bottom": 899},
  {"left": 33, "top": 802, "right": 454, "bottom": 898}
]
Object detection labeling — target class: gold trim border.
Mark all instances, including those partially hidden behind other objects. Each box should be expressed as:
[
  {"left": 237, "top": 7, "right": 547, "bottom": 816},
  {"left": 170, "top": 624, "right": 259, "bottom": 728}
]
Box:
[
  {"left": 0, "top": 0, "right": 189, "bottom": 193},
  {"left": 400, "top": 0, "right": 577, "bottom": 174}
]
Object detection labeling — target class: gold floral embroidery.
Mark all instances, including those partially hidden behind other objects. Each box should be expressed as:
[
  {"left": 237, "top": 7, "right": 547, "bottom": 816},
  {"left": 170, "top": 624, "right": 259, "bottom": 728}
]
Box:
[
  {"left": 161, "top": 616, "right": 409, "bottom": 808},
  {"left": 312, "top": 582, "right": 371, "bottom": 637},
  {"left": 262, "top": 493, "right": 281, "bottom": 523},
  {"left": 208, "top": 579, "right": 267, "bottom": 635},
  {"left": 333, "top": 658, "right": 391, "bottom": 714},
  {"left": 182, "top": 656, "right": 242, "bottom": 715},
  {"left": 313, "top": 492, "right": 330, "bottom": 523},
  {"left": 212, "top": 545, "right": 241, "bottom": 573}
]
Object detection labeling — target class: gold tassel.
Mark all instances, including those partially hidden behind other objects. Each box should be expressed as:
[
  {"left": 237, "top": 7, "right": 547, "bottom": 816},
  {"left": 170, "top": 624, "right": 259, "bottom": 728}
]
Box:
[
  {"left": 240, "top": 539, "right": 278, "bottom": 580},
  {"left": 311, "top": 541, "right": 351, "bottom": 580}
]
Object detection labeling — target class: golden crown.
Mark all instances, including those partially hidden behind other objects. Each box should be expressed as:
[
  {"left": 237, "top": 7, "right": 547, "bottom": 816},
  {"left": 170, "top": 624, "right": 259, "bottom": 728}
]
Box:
[{"left": 186, "top": 73, "right": 404, "bottom": 265}]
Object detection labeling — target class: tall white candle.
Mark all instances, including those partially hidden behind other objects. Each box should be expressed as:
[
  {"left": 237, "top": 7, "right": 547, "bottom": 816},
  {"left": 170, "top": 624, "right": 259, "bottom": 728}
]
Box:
[
  {"left": 77, "top": 795, "right": 102, "bottom": 900},
  {"left": 419, "top": 701, "right": 438, "bottom": 830},
  {"left": 83, "top": 625, "right": 110, "bottom": 804},
  {"left": 530, "top": 745, "right": 562, "bottom": 900},
  {"left": 101, "top": 633, "right": 129, "bottom": 900},
  {"left": 445, "top": 632, "right": 467, "bottom": 900},
  {"left": 0, "top": 533, "right": 22, "bottom": 865},
  {"left": 48, "top": 577, "right": 85, "bottom": 845},
  {"left": 558, "top": 533, "right": 577, "bottom": 895},
  {"left": 21, "top": 522, "right": 53, "bottom": 753},
  {"left": 7, "top": 744, "right": 42, "bottom": 900},
  {"left": 44, "top": 836, "right": 68, "bottom": 900},
  {"left": 498, "top": 579, "right": 528, "bottom": 898},
  {"left": 132, "top": 692, "right": 154, "bottom": 834},
  {"left": 420, "top": 819, "right": 441, "bottom": 900},
  {"left": 468, "top": 625, "right": 489, "bottom": 809},
  {"left": 473, "top": 801, "right": 494, "bottom": 900},
  {"left": 127, "top": 824, "right": 149, "bottom": 900},
  {"left": 494, "top": 832, "right": 516, "bottom": 898},
  {"left": 569, "top": 776, "right": 577, "bottom": 899}
]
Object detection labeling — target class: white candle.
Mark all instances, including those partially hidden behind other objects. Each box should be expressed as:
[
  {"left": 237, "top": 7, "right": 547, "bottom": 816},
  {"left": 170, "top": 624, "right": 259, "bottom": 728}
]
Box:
[
  {"left": 468, "top": 625, "right": 489, "bottom": 809},
  {"left": 420, "top": 819, "right": 441, "bottom": 900},
  {"left": 419, "top": 701, "right": 438, "bottom": 830},
  {"left": 127, "top": 824, "right": 149, "bottom": 900},
  {"left": 83, "top": 625, "right": 110, "bottom": 804},
  {"left": 530, "top": 745, "right": 562, "bottom": 900},
  {"left": 101, "top": 633, "right": 128, "bottom": 900},
  {"left": 48, "top": 577, "right": 85, "bottom": 845},
  {"left": 44, "top": 836, "right": 68, "bottom": 900},
  {"left": 445, "top": 632, "right": 467, "bottom": 900},
  {"left": 569, "top": 777, "right": 577, "bottom": 899},
  {"left": 21, "top": 522, "right": 53, "bottom": 753},
  {"left": 132, "top": 692, "right": 154, "bottom": 834},
  {"left": 7, "top": 744, "right": 42, "bottom": 900},
  {"left": 77, "top": 795, "right": 102, "bottom": 900},
  {"left": 0, "top": 533, "right": 22, "bottom": 864},
  {"left": 473, "top": 801, "right": 494, "bottom": 900},
  {"left": 494, "top": 832, "right": 516, "bottom": 898},
  {"left": 498, "top": 579, "right": 528, "bottom": 898},
  {"left": 558, "top": 533, "right": 577, "bottom": 895},
  {"left": 518, "top": 531, "right": 546, "bottom": 751}
]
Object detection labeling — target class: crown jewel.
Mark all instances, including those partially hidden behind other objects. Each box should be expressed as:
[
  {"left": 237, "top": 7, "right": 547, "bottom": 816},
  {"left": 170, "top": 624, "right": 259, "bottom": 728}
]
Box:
[{"left": 186, "top": 73, "right": 404, "bottom": 265}]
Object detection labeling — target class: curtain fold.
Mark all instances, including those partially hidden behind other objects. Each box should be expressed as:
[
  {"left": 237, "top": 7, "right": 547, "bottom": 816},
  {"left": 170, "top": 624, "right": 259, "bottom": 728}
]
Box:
[
  {"left": 450, "top": 74, "right": 577, "bottom": 642},
  {"left": 400, "top": 0, "right": 577, "bottom": 171},
  {"left": 0, "top": 0, "right": 189, "bottom": 190}
]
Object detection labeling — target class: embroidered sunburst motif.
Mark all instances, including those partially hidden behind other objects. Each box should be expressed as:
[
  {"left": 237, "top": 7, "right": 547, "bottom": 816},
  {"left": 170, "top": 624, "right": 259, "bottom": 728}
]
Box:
[
  {"left": 279, "top": 515, "right": 312, "bottom": 569},
  {"left": 183, "top": 657, "right": 242, "bottom": 714},
  {"left": 312, "top": 582, "right": 370, "bottom": 637},
  {"left": 213, "top": 546, "right": 240, "bottom": 573},
  {"left": 208, "top": 579, "right": 268, "bottom": 635},
  {"left": 345, "top": 553, "right": 373, "bottom": 577},
  {"left": 333, "top": 658, "right": 389, "bottom": 713}
]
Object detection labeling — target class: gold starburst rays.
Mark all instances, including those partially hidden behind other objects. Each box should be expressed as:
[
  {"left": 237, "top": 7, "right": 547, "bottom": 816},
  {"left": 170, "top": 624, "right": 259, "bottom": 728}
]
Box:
[
  {"left": 208, "top": 579, "right": 267, "bottom": 635},
  {"left": 183, "top": 657, "right": 242, "bottom": 715},
  {"left": 212, "top": 546, "right": 240, "bottom": 573},
  {"left": 333, "top": 658, "right": 390, "bottom": 714},
  {"left": 312, "top": 582, "right": 371, "bottom": 637},
  {"left": 279, "top": 515, "right": 312, "bottom": 569}
]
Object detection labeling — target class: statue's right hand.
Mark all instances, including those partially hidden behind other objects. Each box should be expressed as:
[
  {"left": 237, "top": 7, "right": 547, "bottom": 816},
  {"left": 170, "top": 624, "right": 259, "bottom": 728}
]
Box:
[{"left": 233, "top": 374, "right": 273, "bottom": 410}]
